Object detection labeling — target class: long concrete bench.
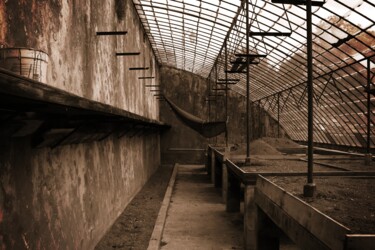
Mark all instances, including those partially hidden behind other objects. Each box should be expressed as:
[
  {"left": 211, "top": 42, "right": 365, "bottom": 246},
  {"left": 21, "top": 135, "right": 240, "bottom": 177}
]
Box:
[{"left": 207, "top": 145, "right": 375, "bottom": 250}]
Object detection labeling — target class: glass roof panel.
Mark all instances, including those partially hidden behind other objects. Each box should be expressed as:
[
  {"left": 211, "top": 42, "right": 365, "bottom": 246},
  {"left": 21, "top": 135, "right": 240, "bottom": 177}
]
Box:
[{"left": 134, "top": 0, "right": 375, "bottom": 149}]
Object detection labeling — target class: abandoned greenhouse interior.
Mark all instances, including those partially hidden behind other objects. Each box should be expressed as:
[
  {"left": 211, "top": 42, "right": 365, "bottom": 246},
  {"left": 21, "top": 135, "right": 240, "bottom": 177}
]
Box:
[{"left": 0, "top": 0, "right": 374, "bottom": 249}]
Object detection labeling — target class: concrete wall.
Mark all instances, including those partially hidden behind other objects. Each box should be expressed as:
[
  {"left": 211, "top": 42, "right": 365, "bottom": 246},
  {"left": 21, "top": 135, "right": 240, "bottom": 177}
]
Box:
[
  {"left": 0, "top": 0, "right": 159, "bottom": 119},
  {"left": 160, "top": 66, "right": 209, "bottom": 164},
  {"left": 0, "top": 0, "right": 160, "bottom": 249},
  {"left": 0, "top": 135, "right": 159, "bottom": 249},
  {"left": 215, "top": 94, "right": 287, "bottom": 145},
  {"left": 160, "top": 66, "right": 287, "bottom": 164}
]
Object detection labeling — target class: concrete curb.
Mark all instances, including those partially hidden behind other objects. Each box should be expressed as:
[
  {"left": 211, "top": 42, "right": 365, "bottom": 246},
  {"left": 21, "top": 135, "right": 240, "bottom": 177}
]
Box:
[{"left": 147, "top": 163, "right": 179, "bottom": 250}]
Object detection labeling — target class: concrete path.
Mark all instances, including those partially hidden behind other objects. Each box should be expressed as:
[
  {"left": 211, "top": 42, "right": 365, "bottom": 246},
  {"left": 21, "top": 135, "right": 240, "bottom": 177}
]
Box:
[{"left": 160, "top": 165, "right": 243, "bottom": 250}]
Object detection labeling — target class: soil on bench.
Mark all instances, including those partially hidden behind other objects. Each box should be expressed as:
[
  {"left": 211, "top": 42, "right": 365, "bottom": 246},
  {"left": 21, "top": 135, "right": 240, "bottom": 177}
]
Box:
[
  {"left": 225, "top": 137, "right": 375, "bottom": 234},
  {"left": 271, "top": 175, "right": 375, "bottom": 234},
  {"left": 95, "top": 165, "right": 174, "bottom": 250}
]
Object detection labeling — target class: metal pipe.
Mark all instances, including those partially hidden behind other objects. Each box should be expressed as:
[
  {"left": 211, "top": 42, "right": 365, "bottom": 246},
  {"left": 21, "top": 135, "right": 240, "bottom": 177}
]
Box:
[
  {"left": 116, "top": 52, "right": 140, "bottom": 56},
  {"left": 138, "top": 76, "right": 154, "bottom": 79},
  {"left": 215, "top": 64, "right": 218, "bottom": 145},
  {"left": 225, "top": 41, "right": 229, "bottom": 147},
  {"left": 96, "top": 31, "right": 127, "bottom": 36},
  {"left": 367, "top": 58, "right": 371, "bottom": 154},
  {"left": 208, "top": 78, "right": 211, "bottom": 122},
  {"left": 277, "top": 93, "right": 280, "bottom": 138},
  {"left": 245, "top": 0, "right": 251, "bottom": 165},
  {"left": 304, "top": 0, "right": 316, "bottom": 197},
  {"left": 258, "top": 101, "right": 261, "bottom": 136}
]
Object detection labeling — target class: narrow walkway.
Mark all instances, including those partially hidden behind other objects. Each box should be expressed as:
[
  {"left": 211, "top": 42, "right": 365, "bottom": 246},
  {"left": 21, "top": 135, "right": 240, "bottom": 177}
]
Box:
[{"left": 161, "top": 165, "right": 243, "bottom": 249}]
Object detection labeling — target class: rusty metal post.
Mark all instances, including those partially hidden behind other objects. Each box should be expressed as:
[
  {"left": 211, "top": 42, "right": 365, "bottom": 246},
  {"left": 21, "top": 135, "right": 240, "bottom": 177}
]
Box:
[
  {"left": 368, "top": 58, "right": 371, "bottom": 153},
  {"left": 366, "top": 58, "right": 372, "bottom": 165},
  {"left": 245, "top": 0, "right": 251, "bottom": 166},
  {"left": 225, "top": 41, "right": 229, "bottom": 147},
  {"left": 277, "top": 93, "right": 280, "bottom": 138},
  {"left": 215, "top": 64, "right": 218, "bottom": 145},
  {"left": 304, "top": 0, "right": 316, "bottom": 197},
  {"left": 208, "top": 78, "right": 212, "bottom": 145}
]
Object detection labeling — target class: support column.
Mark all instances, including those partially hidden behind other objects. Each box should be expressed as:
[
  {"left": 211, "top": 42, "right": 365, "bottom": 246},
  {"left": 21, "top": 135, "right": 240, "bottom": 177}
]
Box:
[
  {"left": 277, "top": 93, "right": 280, "bottom": 138},
  {"left": 214, "top": 157, "right": 223, "bottom": 188},
  {"left": 257, "top": 209, "right": 280, "bottom": 250},
  {"left": 226, "top": 172, "right": 241, "bottom": 212},
  {"left": 245, "top": 0, "right": 251, "bottom": 166},
  {"left": 215, "top": 64, "right": 218, "bottom": 146},
  {"left": 207, "top": 147, "right": 212, "bottom": 176},
  {"left": 366, "top": 58, "right": 372, "bottom": 165},
  {"left": 225, "top": 41, "right": 229, "bottom": 147},
  {"left": 304, "top": 0, "right": 316, "bottom": 197},
  {"left": 222, "top": 147, "right": 230, "bottom": 203},
  {"left": 222, "top": 163, "right": 228, "bottom": 204},
  {"left": 244, "top": 185, "right": 257, "bottom": 250},
  {"left": 211, "top": 151, "right": 216, "bottom": 184}
]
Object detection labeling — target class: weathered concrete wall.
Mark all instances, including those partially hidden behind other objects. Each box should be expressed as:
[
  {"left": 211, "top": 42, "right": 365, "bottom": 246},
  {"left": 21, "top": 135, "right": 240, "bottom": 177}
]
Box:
[
  {"left": 215, "top": 93, "right": 287, "bottom": 145},
  {"left": 160, "top": 66, "right": 208, "bottom": 164},
  {"left": 0, "top": 0, "right": 159, "bottom": 119},
  {"left": 0, "top": 134, "right": 159, "bottom": 249},
  {"left": 160, "top": 66, "right": 287, "bottom": 164},
  {"left": 0, "top": 0, "right": 161, "bottom": 249}
]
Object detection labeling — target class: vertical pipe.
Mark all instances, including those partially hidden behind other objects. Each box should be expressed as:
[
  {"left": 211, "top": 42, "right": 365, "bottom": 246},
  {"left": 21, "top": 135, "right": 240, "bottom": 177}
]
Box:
[
  {"left": 215, "top": 64, "right": 218, "bottom": 145},
  {"left": 245, "top": 0, "right": 251, "bottom": 165},
  {"left": 367, "top": 58, "right": 371, "bottom": 154},
  {"left": 304, "top": 0, "right": 316, "bottom": 197},
  {"left": 208, "top": 78, "right": 211, "bottom": 122},
  {"left": 258, "top": 101, "right": 261, "bottom": 137},
  {"left": 277, "top": 93, "right": 280, "bottom": 138},
  {"left": 225, "top": 41, "right": 229, "bottom": 147}
]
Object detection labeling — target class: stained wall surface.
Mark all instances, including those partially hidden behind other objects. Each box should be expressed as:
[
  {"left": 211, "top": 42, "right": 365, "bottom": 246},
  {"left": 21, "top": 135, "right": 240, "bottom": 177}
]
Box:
[
  {"left": 0, "top": 0, "right": 160, "bottom": 249},
  {"left": 160, "top": 66, "right": 209, "bottom": 164},
  {"left": 160, "top": 66, "right": 287, "bottom": 164}
]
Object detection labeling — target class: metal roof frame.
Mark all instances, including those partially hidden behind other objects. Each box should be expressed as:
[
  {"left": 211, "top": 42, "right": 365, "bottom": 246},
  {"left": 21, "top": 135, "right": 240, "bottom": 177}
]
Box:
[{"left": 133, "top": 0, "right": 375, "bottom": 149}]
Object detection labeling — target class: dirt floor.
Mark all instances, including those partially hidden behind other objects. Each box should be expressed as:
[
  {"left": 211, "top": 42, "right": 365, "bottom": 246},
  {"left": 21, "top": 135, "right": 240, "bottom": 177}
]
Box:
[
  {"left": 95, "top": 165, "right": 174, "bottom": 250},
  {"left": 228, "top": 137, "right": 375, "bottom": 234}
]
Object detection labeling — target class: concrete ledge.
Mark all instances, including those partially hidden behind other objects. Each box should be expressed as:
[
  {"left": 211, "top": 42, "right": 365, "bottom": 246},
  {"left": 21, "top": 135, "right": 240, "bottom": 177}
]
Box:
[
  {"left": 255, "top": 176, "right": 350, "bottom": 250},
  {"left": 147, "top": 164, "right": 178, "bottom": 250}
]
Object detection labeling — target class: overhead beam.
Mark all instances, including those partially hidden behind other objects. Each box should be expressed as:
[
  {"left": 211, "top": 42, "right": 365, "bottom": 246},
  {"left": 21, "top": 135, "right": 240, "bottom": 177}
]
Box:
[
  {"left": 129, "top": 67, "right": 149, "bottom": 70},
  {"left": 116, "top": 52, "right": 141, "bottom": 56},
  {"left": 271, "top": 0, "right": 325, "bottom": 7},
  {"left": 249, "top": 31, "right": 292, "bottom": 36},
  {"left": 235, "top": 54, "right": 267, "bottom": 58},
  {"left": 96, "top": 31, "right": 127, "bottom": 36},
  {"left": 139, "top": 76, "right": 155, "bottom": 79}
]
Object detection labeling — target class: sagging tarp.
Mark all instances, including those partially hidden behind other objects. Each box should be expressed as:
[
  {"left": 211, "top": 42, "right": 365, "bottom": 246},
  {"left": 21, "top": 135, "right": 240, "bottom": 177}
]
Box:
[{"left": 164, "top": 96, "right": 226, "bottom": 138}]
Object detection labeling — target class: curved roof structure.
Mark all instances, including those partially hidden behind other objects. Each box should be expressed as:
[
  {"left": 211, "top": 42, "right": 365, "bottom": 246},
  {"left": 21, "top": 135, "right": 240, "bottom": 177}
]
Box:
[{"left": 134, "top": 0, "right": 375, "bottom": 148}]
